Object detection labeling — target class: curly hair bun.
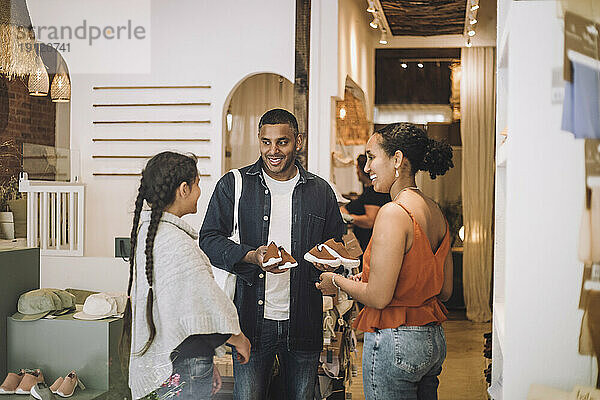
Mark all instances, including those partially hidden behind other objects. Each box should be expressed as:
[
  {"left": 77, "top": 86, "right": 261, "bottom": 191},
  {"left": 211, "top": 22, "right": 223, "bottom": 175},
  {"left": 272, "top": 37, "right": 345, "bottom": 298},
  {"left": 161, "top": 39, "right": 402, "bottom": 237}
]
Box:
[
  {"left": 375, "top": 122, "right": 454, "bottom": 180},
  {"left": 421, "top": 138, "right": 454, "bottom": 179}
]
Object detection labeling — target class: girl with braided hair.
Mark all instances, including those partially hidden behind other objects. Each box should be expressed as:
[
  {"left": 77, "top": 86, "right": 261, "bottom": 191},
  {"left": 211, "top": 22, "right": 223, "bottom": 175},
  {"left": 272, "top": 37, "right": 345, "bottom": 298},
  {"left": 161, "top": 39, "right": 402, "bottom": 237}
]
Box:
[
  {"left": 316, "top": 123, "right": 454, "bottom": 399},
  {"left": 120, "top": 151, "right": 250, "bottom": 400}
]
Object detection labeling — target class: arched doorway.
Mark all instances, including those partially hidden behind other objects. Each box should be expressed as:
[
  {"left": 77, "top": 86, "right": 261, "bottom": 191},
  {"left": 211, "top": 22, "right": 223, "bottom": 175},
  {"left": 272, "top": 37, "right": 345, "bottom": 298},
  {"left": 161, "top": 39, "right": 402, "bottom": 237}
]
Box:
[
  {"left": 222, "top": 73, "right": 293, "bottom": 173},
  {"left": 332, "top": 76, "right": 370, "bottom": 196}
]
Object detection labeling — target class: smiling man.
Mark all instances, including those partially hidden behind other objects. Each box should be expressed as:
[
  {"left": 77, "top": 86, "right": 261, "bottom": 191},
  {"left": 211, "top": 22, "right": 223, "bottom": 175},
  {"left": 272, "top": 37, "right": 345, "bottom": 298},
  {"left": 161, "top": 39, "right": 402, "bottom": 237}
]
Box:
[{"left": 200, "top": 109, "right": 344, "bottom": 400}]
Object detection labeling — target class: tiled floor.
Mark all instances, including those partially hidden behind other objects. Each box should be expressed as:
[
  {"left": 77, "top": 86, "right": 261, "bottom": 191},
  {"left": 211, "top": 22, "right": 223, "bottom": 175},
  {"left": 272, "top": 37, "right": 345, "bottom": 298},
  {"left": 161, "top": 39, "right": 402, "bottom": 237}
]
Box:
[{"left": 348, "top": 312, "right": 491, "bottom": 400}]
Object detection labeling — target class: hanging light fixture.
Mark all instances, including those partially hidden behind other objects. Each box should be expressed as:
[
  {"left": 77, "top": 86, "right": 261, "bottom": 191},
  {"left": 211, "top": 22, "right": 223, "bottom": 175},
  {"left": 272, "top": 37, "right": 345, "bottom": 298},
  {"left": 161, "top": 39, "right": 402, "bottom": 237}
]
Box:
[
  {"left": 370, "top": 16, "right": 379, "bottom": 29},
  {"left": 367, "top": 1, "right": 375, "bottom": 13},
  {"left": 50, "top": 58, "right": 71, "bottom": 102},
  {"left": 0, "top": 0, "right": 38, "bottom": 80},
  {"left": 379, "top": 30, "right": 388, "bottom": 45},
  {"left": 51, "top": 73, "right": 71, "bottom": 102},
  {"left": 28, "top": 54, "right": 49, "bottom": 96}
]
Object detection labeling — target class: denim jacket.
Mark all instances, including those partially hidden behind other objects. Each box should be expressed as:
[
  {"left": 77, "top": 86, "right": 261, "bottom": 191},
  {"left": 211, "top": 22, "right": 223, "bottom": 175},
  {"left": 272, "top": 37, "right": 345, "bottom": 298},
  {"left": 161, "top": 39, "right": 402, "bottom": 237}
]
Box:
[{"left": 199, "top": 159, "right": 345, "bottom": 352}]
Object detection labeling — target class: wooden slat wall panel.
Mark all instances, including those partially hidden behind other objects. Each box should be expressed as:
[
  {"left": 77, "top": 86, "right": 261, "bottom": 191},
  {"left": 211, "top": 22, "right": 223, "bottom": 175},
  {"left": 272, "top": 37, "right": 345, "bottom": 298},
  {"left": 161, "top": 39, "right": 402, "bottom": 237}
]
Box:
[
  {"left": 381, "top": 0, "right": 467, "bottom": 36},
  {"left": 91, "top": 85, "right": 213, "bottom": 177}
]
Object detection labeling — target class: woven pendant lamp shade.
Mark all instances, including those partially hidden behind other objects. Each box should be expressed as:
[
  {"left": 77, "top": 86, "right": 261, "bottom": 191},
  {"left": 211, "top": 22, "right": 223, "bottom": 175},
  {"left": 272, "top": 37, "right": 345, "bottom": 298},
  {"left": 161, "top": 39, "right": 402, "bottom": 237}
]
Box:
[
  {"left": 50, "top": 72, "right": 71, "bottom": 102},
  {"left": 28, "top": 55, "right": 49, "bottom": 96},
  {"left": 0, "top": 0, "right": 38, "bottom": 79}
]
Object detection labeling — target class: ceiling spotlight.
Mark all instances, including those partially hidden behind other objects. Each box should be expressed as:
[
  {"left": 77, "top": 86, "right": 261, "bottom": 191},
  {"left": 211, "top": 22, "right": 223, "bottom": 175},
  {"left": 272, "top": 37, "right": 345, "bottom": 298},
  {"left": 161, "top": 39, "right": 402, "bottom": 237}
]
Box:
[
  {"left": 379, "top": 31, "right": 388, "bottom": 44},
  {"left": 367, "top": 1, "right": 375, "bottom": 13},
  {"left": 471, "top": 3, "right": 479, "bottom": 11},
  {"left": 470, "top": 18, "right": 478, "bottom": 25},
  {"left": 401, "top": 63, "right": 408, "bottom": 69},
  {"left": 339, "top": 107, "right": 347, "bottom": 120},
  {"left": 468, "top": 29, "right": 476, "bottom": 37},
  {"left": 466, "top": 38, "right": 472, "bottom": 47},
  {"left": 370, "top": 16, "right": 379, "bottom": 29},
  {"left": 417, "top": 62, "right": 424, "bottom": 68}
]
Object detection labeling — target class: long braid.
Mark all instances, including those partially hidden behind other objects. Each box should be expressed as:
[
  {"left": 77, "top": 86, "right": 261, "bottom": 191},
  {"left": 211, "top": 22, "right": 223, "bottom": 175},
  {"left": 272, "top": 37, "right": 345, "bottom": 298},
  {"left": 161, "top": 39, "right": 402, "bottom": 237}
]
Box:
[
  {"left": 136, "top": 207, "right": 162, "bottom": 356},
  {"left": 118, "top": 151, "right": 198, "bottom": 362},
  {"left": 118, "top": 187, "right": 145, "bottom": 373}
]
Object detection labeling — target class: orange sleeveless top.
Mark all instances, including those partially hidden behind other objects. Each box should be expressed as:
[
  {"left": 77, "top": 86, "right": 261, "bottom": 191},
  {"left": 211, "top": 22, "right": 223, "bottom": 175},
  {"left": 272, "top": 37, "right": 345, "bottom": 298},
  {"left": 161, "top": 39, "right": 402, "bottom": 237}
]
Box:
[{"left": 353, "top": 203, "right": 450, "bottom": 332}]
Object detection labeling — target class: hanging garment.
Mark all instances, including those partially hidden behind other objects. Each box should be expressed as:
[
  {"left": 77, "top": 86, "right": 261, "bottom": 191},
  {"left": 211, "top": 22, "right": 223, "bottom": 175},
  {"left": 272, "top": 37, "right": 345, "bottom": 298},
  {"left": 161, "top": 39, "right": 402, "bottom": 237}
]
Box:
[
  {"left": 562, "top": 51, "right": 600, "bottom": 139},
  {"left": 579, "top": 185, "right": 600, "bottom": 263}
]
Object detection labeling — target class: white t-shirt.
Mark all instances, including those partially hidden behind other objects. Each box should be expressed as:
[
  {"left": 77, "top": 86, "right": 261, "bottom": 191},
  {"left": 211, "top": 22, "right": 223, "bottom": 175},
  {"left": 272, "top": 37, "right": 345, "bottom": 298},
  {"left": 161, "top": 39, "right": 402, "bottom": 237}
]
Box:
[{"left": 262, "top": 168, "right": 300, "bottom": 320}]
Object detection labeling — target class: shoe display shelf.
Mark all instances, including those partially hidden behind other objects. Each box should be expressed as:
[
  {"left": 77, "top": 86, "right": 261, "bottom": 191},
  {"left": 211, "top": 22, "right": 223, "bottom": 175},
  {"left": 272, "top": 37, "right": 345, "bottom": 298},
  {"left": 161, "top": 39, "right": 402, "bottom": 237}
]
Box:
[
  {"left": 6, "top": 313, "right": 129, "bottom": 400},
  {"left": 0, "top": 247, "right": 40, "bottom": 381}
]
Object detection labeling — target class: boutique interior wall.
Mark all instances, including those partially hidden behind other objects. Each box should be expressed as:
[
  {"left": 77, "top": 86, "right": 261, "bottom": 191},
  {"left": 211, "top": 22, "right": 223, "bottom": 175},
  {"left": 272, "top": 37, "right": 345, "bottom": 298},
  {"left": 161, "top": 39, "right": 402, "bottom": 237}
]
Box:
[
  {"left": 28, "top": 0, "right": 297, "bottom": 291},
  {"left": 498, "top": 1, "right": 596, "bottom": 396},
  {"left": 26, "top": 0, "right": 374, "bottom": 292},
  {"left": 331, "top": 0, "right": 377, "bottom": 195}
]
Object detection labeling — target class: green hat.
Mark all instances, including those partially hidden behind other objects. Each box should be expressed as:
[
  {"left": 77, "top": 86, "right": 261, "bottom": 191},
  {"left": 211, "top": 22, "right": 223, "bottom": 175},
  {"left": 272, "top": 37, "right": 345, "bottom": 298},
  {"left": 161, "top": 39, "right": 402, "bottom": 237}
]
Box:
[
  {"left": 11, "top": 289, "right": 61, "bottom": 321},
  {"left": 48, "top": 289, "right": 76, "bottom": 315}
]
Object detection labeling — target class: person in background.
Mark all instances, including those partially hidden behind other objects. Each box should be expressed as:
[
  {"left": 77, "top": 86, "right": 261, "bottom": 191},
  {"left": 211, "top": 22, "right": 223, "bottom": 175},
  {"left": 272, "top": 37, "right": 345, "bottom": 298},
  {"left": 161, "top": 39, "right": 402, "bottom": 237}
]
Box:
[
  {"left": 316, "top": 123, "right": 454, "bottom": 399},
  {"left": 200, "top": 109, "right": 345, "bottom": 400},
  {"left": 340, "top": 154, "right": 391, "bottom": 254},
  {"left": 120, "top": 151, "right": 251, "bottom": 400}
]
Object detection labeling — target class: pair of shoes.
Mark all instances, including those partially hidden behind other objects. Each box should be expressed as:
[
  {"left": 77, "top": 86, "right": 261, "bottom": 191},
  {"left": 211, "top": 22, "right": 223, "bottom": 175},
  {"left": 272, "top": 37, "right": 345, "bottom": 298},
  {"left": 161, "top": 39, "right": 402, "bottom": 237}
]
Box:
[
  {"left": 0, "top": 369, "right": 43, "bottom": 395},
  {"left": 263, "top": 242, "right": 298, "bottom": 269},
  {"left": 49, "top": 372, "right": 85, "bottom": 398},
  {"left": 304, "top": 239, "right": 360, "bottom": 271}
]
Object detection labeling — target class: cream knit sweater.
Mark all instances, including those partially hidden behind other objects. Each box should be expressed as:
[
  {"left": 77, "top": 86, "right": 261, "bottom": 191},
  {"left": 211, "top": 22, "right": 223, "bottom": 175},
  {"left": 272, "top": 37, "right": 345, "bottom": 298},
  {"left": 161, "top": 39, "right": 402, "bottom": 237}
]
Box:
[{"left": 129, "top": 211, "right": 241, "bottom": 399}]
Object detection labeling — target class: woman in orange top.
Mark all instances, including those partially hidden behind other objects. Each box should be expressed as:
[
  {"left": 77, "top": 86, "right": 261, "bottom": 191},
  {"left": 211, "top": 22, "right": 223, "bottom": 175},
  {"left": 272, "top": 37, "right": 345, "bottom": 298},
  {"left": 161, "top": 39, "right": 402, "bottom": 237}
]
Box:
[{"left": 316, "top": 123, "right": 454, "bottom": 400}]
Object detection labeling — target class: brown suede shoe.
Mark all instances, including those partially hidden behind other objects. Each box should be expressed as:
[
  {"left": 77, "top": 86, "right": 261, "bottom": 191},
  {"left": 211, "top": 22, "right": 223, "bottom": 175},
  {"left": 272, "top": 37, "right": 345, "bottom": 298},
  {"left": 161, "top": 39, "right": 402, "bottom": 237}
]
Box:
[
  {"left": 304, "top": 242, "right": 342, "bottom": 271},
  {"left": 0, "top": 370, "right": 25, "bottom": 394},
  {"left": 56, "top": 371, "right": 85, "bottom": 398},
  {"left": 320, "top": 239, "right": 360, "bottom": 268},
  {"left": 49, "top": 378, "right": 63, "bottom": 394},
  {"left": 278, "top": 247, "right": 298, "bottom": 269},
  {"left": 262, "top": 242, "right": 282, "bottom": 268},
  {"left": 15, "top": 369, "right": 43, "bottom": 394}
]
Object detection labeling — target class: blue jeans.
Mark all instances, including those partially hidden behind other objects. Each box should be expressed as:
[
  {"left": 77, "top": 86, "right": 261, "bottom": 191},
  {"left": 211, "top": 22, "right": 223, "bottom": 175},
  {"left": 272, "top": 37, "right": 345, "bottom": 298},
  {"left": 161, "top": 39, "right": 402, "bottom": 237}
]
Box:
[
  {"left": 154, "top": 354, "right": 214, "bottom": 400},
  {"left": 232, "top": 319, "right": 320, "bottom": 400},
  {"left": 363, "top": 325, "right": 446, "bottom": 400}
]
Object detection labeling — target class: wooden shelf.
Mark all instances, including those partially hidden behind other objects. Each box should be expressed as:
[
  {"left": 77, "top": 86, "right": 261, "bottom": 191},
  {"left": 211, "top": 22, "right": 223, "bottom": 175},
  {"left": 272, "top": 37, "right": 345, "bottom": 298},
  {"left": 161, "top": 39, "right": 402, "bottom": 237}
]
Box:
[
  {"left": 92, "top": 85, "right": 211, "bottom": 90},
  {"left": 93, "top": 120, "right": 210, "bottom": 124},
  {"left": 92, "top": 138, "right": 210, "bottom": 142},
  {"left": 92, "top": 155, "right": 210, "bottom": 159},
  {"left": 93, "top": 102, "right": 210, "bottom": 107},
  {"left": 93, "top": 173, "right": 211, "bottom": 177}
]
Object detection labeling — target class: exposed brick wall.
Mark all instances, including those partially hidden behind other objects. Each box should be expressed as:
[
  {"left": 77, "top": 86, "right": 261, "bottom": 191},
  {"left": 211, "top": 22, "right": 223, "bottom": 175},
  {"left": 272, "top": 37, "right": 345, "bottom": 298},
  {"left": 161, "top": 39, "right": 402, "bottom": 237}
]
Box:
[{"left": 0, "top": 76, "right": 56, "bottom": 181}]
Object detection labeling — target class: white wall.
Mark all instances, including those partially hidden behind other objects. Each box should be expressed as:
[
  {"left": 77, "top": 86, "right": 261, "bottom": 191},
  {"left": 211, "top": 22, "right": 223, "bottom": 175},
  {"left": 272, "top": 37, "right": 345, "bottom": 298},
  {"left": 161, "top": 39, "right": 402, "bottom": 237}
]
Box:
[
  {"left": 28, "top": 0, "right": 295, "bottom": 260},
  {"left": 26, "top": 0, "right": 298, "bottom": 289},
  {"left": 328, "top": 0, "right": 377, "bottom": 194},
  {"left": 501, "top": 1, "right": 595, "bottom": 397}
]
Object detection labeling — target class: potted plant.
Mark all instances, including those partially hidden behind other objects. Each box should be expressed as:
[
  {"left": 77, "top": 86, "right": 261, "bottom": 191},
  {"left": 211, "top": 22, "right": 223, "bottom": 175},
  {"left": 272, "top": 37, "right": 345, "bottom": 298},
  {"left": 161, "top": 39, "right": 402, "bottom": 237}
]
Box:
[
  {"left": 0, "top": 140, "right": 23, "bottom": 240},
  {"left": 0, "top": 175, "right": 20, "bottom": 240}
]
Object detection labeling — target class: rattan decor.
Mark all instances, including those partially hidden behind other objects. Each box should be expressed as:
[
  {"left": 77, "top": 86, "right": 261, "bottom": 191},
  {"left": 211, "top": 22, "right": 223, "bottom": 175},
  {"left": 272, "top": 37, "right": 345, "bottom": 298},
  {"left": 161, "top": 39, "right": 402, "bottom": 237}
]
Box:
[{"left": 336, "top": 88, "right": 370, "bottom": 145}]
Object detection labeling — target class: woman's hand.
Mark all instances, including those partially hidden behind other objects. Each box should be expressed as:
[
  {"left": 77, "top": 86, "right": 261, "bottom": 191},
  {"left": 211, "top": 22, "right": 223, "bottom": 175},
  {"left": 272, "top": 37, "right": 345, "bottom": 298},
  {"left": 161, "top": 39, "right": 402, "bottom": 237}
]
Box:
[
  {"left": 211, "top": 366, "right": 222, "bottom": 395},
  {"left": 315, "top": 272, "right": 338, "bottom": 296},
  {"left": 227, "top": 332, "right": 251, "bottom": 365}
]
